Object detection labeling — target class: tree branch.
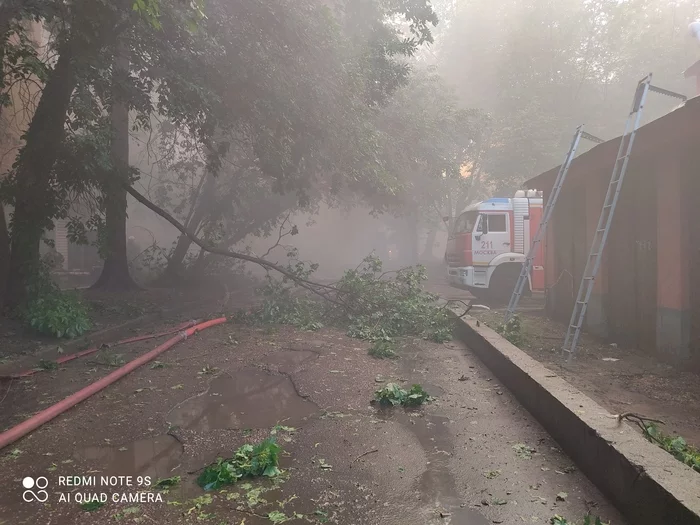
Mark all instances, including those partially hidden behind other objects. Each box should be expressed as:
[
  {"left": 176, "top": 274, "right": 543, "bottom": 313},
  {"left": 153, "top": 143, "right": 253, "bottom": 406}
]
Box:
[
  {"left": 258, "top": 212, "right": 295, "bottom": 260},
  {"left": 124, "top": 183, "right": 347, "bottom": 306}
]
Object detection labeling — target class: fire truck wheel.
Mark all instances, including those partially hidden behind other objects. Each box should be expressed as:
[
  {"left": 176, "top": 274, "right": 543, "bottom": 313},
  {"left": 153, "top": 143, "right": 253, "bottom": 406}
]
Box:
[
  {"left": 489, "top": 264, "right": 521, "bottom": 304},
  {"left": 467, "top": 287, "right": 489, "bottom": 301}
]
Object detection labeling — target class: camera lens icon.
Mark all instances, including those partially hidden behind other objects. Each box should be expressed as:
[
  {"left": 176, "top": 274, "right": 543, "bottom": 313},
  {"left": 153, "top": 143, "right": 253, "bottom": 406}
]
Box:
[{"left": 22, "top": 476, "right": 49, "bottom": 503}]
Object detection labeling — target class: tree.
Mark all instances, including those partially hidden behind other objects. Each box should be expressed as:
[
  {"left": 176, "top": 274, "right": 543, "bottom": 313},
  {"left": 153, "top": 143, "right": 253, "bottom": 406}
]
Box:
[
  {"left": 1, "top": 0, "right": 209, "bottom": 305},
  {"left": 0, "top": 3, "right": 53, "bottom": 307},
  {"left": 438, "top": 0, "right": 699, "bottom": 194},
  {"left": 1, "top": 0, "right": 146, "bottom": 306},
  {"left": 91, "top": 45, "right": 137, "bottom": 290},
  {"left": 133, "top": 0, "right": 446, "bottom": 282},
  {"left": 370, "top": 67, "right": 485, "bottom": 262},
  {"left": 1, "top": 0, "right": 466, "bottom": 307}
]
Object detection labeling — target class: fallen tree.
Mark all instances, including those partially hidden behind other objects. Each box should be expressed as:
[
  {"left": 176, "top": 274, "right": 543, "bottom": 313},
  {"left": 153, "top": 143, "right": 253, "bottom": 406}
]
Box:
[
  {"left": 125, "top": 182, "right": 462, "bottom": 345},
  {"left": 125, "top": 184, "right": 345, "bottom": 306}
]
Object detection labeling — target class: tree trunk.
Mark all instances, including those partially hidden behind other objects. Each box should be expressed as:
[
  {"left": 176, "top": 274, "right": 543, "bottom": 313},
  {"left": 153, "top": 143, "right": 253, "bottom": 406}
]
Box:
[
  {"left": 92, "top": 48, "right": 138, "bottom": 290},
  {"left": 188, "top": 248, "right": 211, "bottom": 277},
  {"left": 156, "top": 173, "right": 216, "bottom": 285},
  {"left": 5, "top": 48, "right": 78, "bottom": 308},
  {"left": 0, "top": 203, "right": 9, "bottom": 308},
  {"left": 420, "top": 228, "right": 438, "bottom": 261}
]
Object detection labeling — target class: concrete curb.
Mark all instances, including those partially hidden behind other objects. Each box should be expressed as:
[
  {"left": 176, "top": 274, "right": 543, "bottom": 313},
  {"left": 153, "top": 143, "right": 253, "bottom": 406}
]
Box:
[{"left": 451, "top": 313, "right": 700, "bottom": 525}]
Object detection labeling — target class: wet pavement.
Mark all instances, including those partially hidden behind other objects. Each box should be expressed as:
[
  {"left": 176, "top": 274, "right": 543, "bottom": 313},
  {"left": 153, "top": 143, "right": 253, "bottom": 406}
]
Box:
[
  {"left": 0, "top": 323, "right": 628, "bottom": 524},
  {"left": 380, "top": 409, "right": 490, "bottom": 524},
  {"left": 166, "top": 368, "right": 318, "bottom": 431},
  {"left": 76, "top": 435, "right": 183, "bottom": 481}
]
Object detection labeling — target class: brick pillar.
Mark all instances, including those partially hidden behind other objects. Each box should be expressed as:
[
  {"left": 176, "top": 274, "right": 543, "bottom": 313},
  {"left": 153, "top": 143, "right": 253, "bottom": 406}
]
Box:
[{"left": 656, "top": 153, "right": 690, "bottom": 359}]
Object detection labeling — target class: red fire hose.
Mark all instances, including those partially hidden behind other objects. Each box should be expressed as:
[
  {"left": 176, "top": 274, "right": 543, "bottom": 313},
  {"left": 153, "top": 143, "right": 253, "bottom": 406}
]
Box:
[
  {"left": 0, "top": 317, "right": 227, "bottom": 452},
  {"left": 2, "top": 319, "right": 203, "bottom": 380}
]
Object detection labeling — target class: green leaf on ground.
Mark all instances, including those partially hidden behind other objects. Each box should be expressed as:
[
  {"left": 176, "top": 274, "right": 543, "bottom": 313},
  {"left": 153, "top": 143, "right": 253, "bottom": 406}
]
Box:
[
  {"left": 368, "top": 340, "right": 398, "bottom": 359},
  {"left": 154, "top": 476, "right": 181, "bottom": 489},
  {"left": 268, "top": 511, "right": 289, "bottom": 523},
  {"left": 80, "top": 500, "right": 105, "bottom": 511},
  {"left": 512, "top": 443, "right": 536, "bottom": 459},
  {"left": 197, "top": 437, "right": 282, "bottom": 491},
  {"left": 374, "top": 383, "right": 433, "bottom": 406}
]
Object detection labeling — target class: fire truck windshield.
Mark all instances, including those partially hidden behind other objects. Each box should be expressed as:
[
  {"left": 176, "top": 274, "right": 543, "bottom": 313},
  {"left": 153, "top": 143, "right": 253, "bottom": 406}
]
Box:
[{"left": 453, "top": 211, "right": 479, "bottom": 234}]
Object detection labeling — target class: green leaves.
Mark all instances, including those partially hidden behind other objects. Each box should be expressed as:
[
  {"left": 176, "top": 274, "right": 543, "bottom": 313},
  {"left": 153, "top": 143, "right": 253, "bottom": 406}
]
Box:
[
  {"left": 512, "top": 443, "right": 536, "bottom": 459},
  {"left": 338, "top": 255, "right": 453, "bottom": 343},
  {"left": 374, "top": 382, "right": 433, "bottom": 406},
  {"left": 153, "top": 476, "right": 181, "bottom": 489},
  {"left": 196, "top": 437, "right": 283, "bottom": 491},
  {"left": 495, "top": 315, "right": 523, "bottom": 346},
  {"left": 643, "top": 423, "right": 700, "bottom": 473},
  {"left": 22, "top": 266, "right": 91, "bottom": 339},
  {"left": 238, "top": 253, "right": 454, "bottom": 349},
  {"left": 368, "top": 340, "right": 399, "bottom": 359},
  {"left": 80, "top": 500, "right": 105, "bottom": 512},
  {"left": 268, "top": 511, "right": 290, "bottom": 523}
]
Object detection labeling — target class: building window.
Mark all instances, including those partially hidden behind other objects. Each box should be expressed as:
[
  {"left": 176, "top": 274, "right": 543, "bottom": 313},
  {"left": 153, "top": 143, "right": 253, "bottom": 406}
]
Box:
[{"left": 486, "top": 214, "right": 507, "bottom": 233}]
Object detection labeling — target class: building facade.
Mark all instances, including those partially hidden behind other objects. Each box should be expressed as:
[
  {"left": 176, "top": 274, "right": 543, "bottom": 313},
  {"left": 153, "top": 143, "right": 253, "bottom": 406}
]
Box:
[{"left": 525, "top": 96, "right": 700, "bottom": 362}]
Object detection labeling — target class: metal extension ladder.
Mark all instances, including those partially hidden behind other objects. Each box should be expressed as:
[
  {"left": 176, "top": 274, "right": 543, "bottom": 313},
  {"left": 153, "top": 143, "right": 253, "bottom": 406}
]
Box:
[
  {"left": 505, "top": 126, "right": 604, "bottom": 324},
  {"left": 562, "top": 73, "right": 687, "bottom": 359}
]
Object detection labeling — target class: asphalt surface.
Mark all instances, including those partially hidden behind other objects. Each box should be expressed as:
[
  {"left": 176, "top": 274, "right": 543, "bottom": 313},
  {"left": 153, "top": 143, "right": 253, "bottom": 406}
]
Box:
[{"left": 0, "top": 314, "right": 627, "bottom": 524}]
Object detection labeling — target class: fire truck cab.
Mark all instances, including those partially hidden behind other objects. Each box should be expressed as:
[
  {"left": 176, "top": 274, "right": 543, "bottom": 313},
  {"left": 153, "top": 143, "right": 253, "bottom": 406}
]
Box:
[{"left": 444, "top": 190, "right": 546, "bottom": 300}]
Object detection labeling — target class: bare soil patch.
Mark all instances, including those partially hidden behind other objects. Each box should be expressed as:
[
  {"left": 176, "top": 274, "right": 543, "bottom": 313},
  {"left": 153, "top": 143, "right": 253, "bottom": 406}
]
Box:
[
  {"left": 0, "top": 282, "right": 255, "bottom": 375},
  {"left": 468, "top": 300, "right": 700, "bottom": 449}
]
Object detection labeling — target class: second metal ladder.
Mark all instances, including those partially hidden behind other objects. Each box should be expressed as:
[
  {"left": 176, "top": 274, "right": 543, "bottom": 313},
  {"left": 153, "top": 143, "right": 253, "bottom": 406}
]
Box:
[
  {"left": 563, "top": 73, "right": 687, "bottom": 359},
  {"left": 505, "top": 126, "right": 603, "bottom": 324}
]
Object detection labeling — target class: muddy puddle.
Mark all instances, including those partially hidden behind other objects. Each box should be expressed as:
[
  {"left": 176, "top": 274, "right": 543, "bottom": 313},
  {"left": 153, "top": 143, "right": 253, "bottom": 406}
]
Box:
[
  {"left": 75, "top": 434, "right": 183, "bottom": 480},
  {"left": 377, "top": 407, "right": 489, "bottom": 525},
  {"left": 167, "top": 368, "right": 318, "bottom": 431}
]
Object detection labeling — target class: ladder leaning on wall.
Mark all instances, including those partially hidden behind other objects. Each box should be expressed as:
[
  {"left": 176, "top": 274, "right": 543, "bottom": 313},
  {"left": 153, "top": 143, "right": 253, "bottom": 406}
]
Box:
[
  {"left": 562, "top": 73, "right": 688, "bottom": 360},
  {"left": 504, "top": 126, "right": 604, "bottom": 325}
]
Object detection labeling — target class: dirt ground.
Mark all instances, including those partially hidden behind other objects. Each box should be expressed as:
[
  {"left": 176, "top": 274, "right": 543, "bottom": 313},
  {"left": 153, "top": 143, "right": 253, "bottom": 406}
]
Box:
[
  {"left": 456, "top": 291, "right": 700, "bottom": 450},
  {"left": 0, "top": 280, "right": 257, "bottom": 376},
  {"left": 0, "top": 295, "right": 626, "bottom": 524}
]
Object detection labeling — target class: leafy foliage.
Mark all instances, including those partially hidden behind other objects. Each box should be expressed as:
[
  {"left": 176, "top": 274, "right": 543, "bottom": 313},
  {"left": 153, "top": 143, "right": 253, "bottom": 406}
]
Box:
[
  {"left": 196, "top": 437, "right": 282, "bottom": 491},
  {"left": 374, "top": 382, "right": 433, "bottom": 406},
  {"left": 153, "top": 476, "right": 181, "bottom": 489},
  {"left": 37, "top": 359, "right": 58, "bottom": 371},
  {"left": 236, "top": 254, "right": 454, "bottom": 346},
  {"left": 368, "top": 340, "right": 399, "bottom": 359},
  {"left": 512, "top": 443, "right": 536, "bottom": 459},
  {"left": 21, "top": 265, "right": 91, "bottom": 338},
  {"left": 0, "top": 20, "right": 50, "bottom": 108},
  {"left": 79, "top": 500, "right": 105, "bottom": 512},
  {"left": 495, "top": 315, "right": 523, "bottom": 346},
  {"left": 440, "top": 0, "right": 700, "bottom": 193},
  {"left": 643, "top": 423, "right": 700, "bottom": 473},
  {"left": 336, "top": 255, "right": 453, "bottom": 343},
  {"left": 242, "top": 281, "right": 324, "bottom": 332}
]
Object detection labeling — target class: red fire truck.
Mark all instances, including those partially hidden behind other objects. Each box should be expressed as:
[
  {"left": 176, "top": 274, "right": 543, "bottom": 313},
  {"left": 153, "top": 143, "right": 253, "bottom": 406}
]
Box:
[{"left": 444, "top": 190, "right": 545, "bottom": 300}]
